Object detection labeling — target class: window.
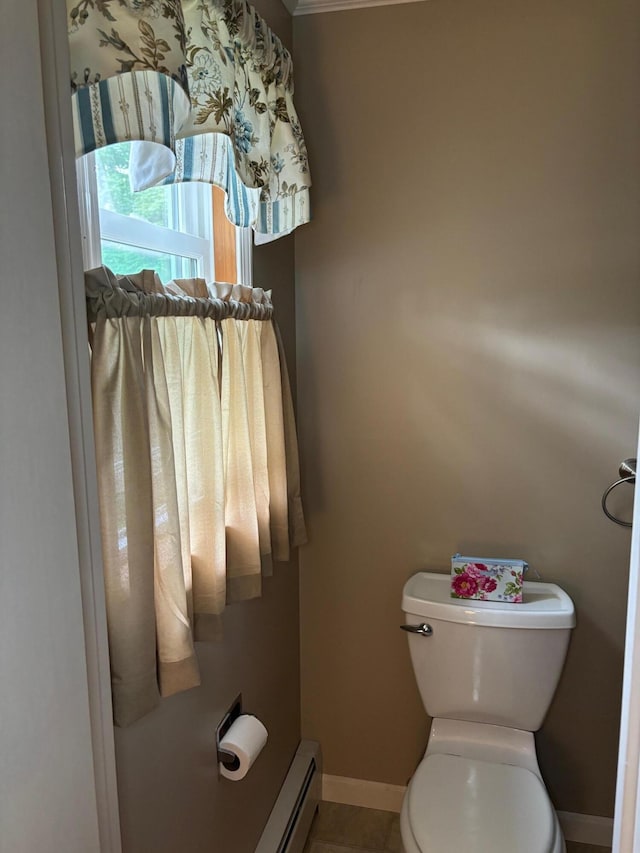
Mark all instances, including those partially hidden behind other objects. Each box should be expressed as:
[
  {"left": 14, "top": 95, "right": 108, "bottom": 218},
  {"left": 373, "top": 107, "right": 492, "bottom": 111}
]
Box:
[{"left": 76, "top": 143, "right": 251, "bottom": 284}]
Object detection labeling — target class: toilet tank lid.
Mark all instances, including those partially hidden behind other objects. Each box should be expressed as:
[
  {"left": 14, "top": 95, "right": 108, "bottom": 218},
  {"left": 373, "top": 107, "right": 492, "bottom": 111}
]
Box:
[{"left": 402, "top": 572, "right": 575, "bottom": 629}]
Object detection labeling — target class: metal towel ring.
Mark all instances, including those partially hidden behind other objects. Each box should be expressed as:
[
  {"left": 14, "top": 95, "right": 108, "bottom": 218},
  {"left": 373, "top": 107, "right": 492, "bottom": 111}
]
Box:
[{"left": 601, "top": 459, "right": 636, "bottom": 528}]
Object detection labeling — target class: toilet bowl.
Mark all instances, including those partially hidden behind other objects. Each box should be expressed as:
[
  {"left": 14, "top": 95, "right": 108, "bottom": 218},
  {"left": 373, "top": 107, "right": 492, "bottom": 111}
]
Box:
[{"left": 400, "top": 572, "right": 575, "bottom": 853}]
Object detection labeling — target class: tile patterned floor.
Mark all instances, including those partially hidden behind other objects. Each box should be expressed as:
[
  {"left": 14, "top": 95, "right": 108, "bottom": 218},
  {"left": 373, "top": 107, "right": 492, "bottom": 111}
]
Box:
[
  {"left": 303, "top": 803, "right": 400, "bottom": 853},
  {"left": 303, "top": 802, "right": 610, "bottom": 853}
]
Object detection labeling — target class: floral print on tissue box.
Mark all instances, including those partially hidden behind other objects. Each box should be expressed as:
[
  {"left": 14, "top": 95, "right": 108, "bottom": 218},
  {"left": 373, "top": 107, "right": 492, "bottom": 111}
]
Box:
[{"left": 450, "top": 555, "right": 528, "bottom": 603}]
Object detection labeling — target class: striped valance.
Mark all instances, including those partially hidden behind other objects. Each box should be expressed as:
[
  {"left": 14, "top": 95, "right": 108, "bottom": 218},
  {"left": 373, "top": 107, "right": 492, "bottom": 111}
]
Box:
[
  {"left": 85, "top": 267, "right": 274, "bottom": 322},
  {"left": 67, "top": 0, "right": 310, "bottom": 241}
]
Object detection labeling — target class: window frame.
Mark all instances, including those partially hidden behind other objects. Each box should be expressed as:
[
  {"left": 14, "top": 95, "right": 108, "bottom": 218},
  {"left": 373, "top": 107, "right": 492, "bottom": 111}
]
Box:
[{"left": 76, "top": 148, "right": 252, "bottom": 286}]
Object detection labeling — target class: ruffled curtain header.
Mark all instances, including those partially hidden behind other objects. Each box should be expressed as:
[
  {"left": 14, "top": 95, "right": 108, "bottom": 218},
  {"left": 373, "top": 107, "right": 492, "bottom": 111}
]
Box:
[
  {"left": 67, "top": 0, "right": 310, "bottom": 240},
  {"left": 85, "top": 265, "right": 274, "bottom": 320}
]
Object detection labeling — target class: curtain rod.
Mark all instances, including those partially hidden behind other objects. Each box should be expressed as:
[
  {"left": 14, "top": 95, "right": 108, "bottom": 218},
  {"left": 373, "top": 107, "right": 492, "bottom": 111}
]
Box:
[{"left": 85, "top": 267, "right": 274, "bottom": 322}]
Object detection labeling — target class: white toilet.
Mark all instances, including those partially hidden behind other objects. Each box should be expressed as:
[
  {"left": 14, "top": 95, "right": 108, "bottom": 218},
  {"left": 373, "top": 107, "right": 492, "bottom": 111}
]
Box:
[{"left": 400, "top": 571, "right": 575, "bottom": 853}]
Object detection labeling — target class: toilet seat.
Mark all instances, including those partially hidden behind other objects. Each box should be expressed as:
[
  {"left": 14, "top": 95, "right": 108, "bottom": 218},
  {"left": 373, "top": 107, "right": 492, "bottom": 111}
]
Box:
[{"left": 407, "top": 752, "right": 558, "bottom": 853}]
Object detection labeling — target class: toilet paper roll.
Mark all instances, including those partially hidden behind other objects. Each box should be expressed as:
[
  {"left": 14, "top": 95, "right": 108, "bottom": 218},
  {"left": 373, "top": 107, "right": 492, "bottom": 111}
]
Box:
[{"left": 219, "top": 714, "right": 268, "bottom": 781}]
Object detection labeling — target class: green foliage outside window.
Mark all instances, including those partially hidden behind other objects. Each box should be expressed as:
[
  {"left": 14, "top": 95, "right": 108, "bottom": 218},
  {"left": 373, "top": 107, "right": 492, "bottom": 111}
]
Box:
[
  {"left": 96, "top": 143, "right": 198, "bottom": 280},
  {"left": 101, "top": 241, "right": 197, "bottom": 281},
  {"left": 96, "top": 143, "right": 170, "bottom": 227}
]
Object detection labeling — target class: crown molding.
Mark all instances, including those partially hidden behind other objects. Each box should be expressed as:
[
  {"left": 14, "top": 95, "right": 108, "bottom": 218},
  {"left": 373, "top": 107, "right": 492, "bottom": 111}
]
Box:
[{"left": 288, "top": 0, "right": 427, "bottom": 16}]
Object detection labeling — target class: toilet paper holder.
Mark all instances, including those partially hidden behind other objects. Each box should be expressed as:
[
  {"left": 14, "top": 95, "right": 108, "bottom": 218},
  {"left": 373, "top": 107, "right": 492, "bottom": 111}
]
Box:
[{"left": 216, "top": 694, "right": 243, "bottom": 772}]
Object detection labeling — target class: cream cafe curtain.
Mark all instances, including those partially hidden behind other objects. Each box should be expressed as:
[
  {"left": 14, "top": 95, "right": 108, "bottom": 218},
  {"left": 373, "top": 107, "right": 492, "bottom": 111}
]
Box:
[
  {"left": 86, "top": 267, "right": 306, "bottom": 726},
  {"left": 67, "top": 0, "right": 311, "bottom": 240}
]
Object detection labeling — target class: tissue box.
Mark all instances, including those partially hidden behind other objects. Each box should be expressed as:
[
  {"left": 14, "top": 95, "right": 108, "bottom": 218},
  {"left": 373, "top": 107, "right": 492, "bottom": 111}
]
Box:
[{"left": 451, "top": 554, "right": 528, "bottom": 603}]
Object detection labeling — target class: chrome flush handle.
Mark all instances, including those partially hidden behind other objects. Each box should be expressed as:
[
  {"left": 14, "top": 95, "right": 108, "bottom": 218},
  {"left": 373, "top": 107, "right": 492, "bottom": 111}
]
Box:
[{"left": 400, "top": 623, "right": 433, "bottom": 636}]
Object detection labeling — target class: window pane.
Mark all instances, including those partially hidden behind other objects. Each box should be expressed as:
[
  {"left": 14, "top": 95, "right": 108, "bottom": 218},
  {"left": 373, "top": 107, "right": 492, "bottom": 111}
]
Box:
[
  {"left": 95, "top": 143, "right": 210, "bottom": 238},
  {"left": 101, "top": 240, "right": 199, "bottom": 282}
]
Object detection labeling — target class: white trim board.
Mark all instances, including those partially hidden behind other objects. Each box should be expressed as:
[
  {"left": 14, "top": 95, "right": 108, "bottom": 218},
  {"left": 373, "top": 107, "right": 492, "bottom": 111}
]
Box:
[
  {"left": 37, "top": 0, "right": 122, "bottom": 849},
  {"left": 284, "top": 0, "right": 427, "bottom": 17},
  {"left": 557, "top": 811, "right": 613, "bottom": 848},
  {"left": 322, "top": 775, "right": 613, "bottom": 848},
  {"left": 322, "top": 774, "right": 405, "bottom": 813},
  {"left": 612, "top": 420, "right": 640, "bottom": 852}
]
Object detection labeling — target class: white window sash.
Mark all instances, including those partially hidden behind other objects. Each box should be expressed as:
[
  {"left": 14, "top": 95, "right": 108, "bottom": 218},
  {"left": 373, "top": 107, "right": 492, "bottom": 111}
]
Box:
[
  {"left": 236, "top": 226, "right": 253, "bottom": 286},
  {"left": 76, "top": 153, "right": 102, "bottom": 271},
  {"left": 100, "top": 209, "right": 213, "bottom": 280},
  {"left": 76, "top": 151, "right": 252, "bottom": 287}
]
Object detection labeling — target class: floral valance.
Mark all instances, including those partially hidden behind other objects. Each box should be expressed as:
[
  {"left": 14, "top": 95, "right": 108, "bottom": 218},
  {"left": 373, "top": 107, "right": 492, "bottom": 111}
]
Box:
[{"left": 67, "top": 0, "right": 310, "bottom": 240}]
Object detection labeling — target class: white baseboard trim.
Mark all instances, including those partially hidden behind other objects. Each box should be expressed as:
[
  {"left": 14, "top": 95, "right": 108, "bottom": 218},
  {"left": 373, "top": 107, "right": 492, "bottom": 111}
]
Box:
[
  {"left": 322, "top": 775, "right": 614, "bottom": 847},
  {"left": 557, "top": 811, "right": 613, "bottom": 848},
  {"left": 322, "top": 774, "right": 405, "bottom": 813}
]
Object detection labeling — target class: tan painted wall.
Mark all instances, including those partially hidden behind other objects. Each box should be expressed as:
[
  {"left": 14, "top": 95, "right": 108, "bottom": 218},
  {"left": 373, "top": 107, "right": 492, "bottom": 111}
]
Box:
[
  {"left": 115, "top": 562, "right": 300, "bottom": 853},
  {"left": 294, "top": 0, "right": 640, "bottom": 817}
]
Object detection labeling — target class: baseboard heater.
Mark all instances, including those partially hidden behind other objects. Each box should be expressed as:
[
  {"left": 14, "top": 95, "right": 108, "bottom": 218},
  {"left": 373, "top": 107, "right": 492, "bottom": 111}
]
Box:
[{"left": 255, "top": 740, "right": 322, "bottom": 853}]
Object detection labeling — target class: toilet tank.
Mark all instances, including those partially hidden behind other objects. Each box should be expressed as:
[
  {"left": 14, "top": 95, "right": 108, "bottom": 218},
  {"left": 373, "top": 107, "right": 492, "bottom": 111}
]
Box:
[{"left": 402, "top": 572, "right": 575, "bottom": 732}]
